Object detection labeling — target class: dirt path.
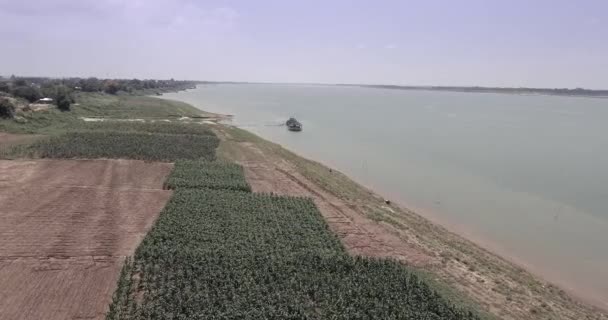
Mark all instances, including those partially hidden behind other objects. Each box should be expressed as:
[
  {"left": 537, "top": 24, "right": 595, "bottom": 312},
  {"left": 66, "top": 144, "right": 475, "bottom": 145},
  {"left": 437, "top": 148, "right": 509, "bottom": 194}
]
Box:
[
  {"left": 0, "top": 133, "right": 42, "bottom": 151},
  {"left": 0, "top": 133, "right": 39, "bottom": 144},
  {"left": 0, "top": 159, "right": 173, "bottom": 320},
  {"left": 242, "top": 158, "right": 435, "bottom": 267}
]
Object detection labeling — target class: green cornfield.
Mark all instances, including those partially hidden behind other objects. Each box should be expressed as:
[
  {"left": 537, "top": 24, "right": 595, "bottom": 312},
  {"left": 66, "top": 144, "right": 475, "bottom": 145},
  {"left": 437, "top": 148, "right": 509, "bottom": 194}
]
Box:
[
  {"left": 31, "top": 131, "right": 219, "bottom": 161},
  {"left": 165, "top": 160, "right": 251, "bottom": 191},
  {"left": 107, "top": 188, "right": 480, "bottom": 320},
  {"left": 74, "top": 121, "right": 216, "bottom": 136}
]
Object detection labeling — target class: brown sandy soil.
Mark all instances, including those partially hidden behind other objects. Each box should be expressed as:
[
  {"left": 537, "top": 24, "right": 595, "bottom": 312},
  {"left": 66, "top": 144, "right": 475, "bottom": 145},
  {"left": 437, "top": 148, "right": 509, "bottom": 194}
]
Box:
[
  {"left": 25, "top": 103, "right": 51, "bottom": 112},
  {"left": 0, "top": 159, "right": 173, "bottom": 320},
  {"left": 0, "top": 257, "right": 123, "bottom": 320},
  {"left": 242, "top": 159, "right": 435, "bottom": 267},
  {"left": 216, "top": 125, "right": 608, "bottom": 320},
  {"left": 0, "top": 159, "right": 173, "bottom": 190},
  {"left": 0, "top": 133, "right": 42, "bottom": 149}
]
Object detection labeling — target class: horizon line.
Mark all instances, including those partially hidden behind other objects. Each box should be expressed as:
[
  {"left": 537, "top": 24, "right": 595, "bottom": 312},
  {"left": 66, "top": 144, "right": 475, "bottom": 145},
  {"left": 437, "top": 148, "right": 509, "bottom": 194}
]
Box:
[{"left": 3, "top": 74, "right": 607, "bottom": 92}]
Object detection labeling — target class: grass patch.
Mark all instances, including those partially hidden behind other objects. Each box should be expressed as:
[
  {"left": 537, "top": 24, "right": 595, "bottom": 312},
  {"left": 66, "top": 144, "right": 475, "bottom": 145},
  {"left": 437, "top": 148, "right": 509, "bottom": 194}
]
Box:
[
  {"left": 16, "top": 131, "right": 219, "bottom": 161},
  {"left": 165, "top": 160, "right": 251, "bottom": 192},
  {"left": 108, "top": 189, "right": 481, "bottom": 320},
  {"left": 0, "top": 93, "right": 209, "bottom": 135},
  {"left": 0, "top": 108, "right": 81, "bottom": 134}
]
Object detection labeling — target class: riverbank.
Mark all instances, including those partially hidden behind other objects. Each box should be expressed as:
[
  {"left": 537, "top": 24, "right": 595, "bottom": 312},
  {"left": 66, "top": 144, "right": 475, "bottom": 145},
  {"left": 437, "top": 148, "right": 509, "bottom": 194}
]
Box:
[
  {"left": 211, "top": 122, "right": 607, "bottom": 320},
  {"left": 160, "top": 83, "right": 608, "bottom": 316},
  {"left": 0, "top": 92, "right": 485, "bottom": 319},
  {"left": 2, "top": 89, "right": 606, "bottom": 319}
]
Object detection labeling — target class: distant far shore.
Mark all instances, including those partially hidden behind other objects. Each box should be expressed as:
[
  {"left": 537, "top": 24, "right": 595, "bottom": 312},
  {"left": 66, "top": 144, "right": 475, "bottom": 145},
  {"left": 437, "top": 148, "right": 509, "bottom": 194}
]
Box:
[
  {"left": 194, "top": 81, "right": 608, "bottom": 98},
  {"left": 338, "top": 84, "right": 608, "bottom": 98}
]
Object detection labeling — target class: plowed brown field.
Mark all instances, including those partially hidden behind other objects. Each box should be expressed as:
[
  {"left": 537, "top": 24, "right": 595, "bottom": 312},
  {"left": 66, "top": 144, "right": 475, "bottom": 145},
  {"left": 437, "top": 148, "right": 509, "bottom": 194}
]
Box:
[{"left": 0, "top": 159, "right": 173, "bottom": 320}]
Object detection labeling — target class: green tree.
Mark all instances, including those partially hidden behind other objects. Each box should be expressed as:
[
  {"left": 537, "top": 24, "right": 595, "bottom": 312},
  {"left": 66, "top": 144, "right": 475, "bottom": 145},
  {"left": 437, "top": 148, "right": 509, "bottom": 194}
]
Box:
[
  {"left": 0, "top": 98, "right": 15, "bottom": 118},
  {"left": 56, "top": 94, "right": 71, "bottom": 111},
  {"left": 54, "top": 85, "right": 73, "bottom": 111},
  {"left": 40, "top": 83, "right": 58, "bottom": 98},
  {"left": 81, "top": 77, "right": 102, "bottom": 92},
  {"left": 103, "top": 81, "right": 120, "bottom": 94},
  {"left": 129, "top": 79, "right": 143, "bottom": 90},
  {"left": 12, "top": 86, "right": 42, "bottom": 102},
  {"left": 0, "top": 81, "right": 9, "bottom": 93}
]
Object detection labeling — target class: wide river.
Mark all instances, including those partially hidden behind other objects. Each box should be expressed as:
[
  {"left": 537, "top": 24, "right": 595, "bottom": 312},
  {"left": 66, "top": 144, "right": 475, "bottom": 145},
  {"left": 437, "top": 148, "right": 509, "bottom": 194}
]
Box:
[{"left": 163, "top": 84, "right": 608, "bottom": 307}]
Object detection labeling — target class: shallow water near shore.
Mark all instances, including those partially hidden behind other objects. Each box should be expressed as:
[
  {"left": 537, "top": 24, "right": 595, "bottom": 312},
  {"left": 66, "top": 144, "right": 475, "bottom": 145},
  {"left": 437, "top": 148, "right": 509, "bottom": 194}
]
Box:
[{"left": 163, "top": 84, "right": 608, "bottom": 308}]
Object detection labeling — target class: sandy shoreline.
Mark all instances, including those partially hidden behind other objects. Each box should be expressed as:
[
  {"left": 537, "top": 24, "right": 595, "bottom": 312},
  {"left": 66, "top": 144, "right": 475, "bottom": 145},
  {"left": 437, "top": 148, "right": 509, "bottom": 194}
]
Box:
[
  {"left": 216, "top": 123, "right": 608, "bottom": 319},
  {"left": 243, "top": 125, "right": 608, "bottom": 311},
  {"left": 163, "top": 91, "right": 608, "bottom": 319},
  {"left": 307, "top": 156, "right": 608, "bottom": 311},
  {"left": 393, "top": 198, "right": 608, "bottom": 311}
]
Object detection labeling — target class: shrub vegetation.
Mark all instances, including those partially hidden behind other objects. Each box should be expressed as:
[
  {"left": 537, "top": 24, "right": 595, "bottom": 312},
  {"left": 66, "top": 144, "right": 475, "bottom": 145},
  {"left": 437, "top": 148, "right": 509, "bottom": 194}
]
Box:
[
  {"left": 165, "top": 160, "right": 251, "bottom": 191},
  {"left": 0, "top": 98, "right": 15, "bottom": 119}
]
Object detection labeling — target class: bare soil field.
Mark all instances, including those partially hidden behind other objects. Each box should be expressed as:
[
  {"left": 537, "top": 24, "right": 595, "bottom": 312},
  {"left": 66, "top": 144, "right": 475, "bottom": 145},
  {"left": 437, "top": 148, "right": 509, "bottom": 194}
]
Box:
[
  {"left": 0, "top": 257, "right": 123, "bottom": 320},
  {"left": 0, "top": 133, "right": 42, "bottom": 149},
  {"left": 0, "top": 159, "right": 173, "bottom": 320}
]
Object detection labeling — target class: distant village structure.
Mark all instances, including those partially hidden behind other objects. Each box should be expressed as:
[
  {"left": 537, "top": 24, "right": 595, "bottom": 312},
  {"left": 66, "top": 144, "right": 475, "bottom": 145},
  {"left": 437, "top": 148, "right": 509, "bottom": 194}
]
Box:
[{"left": 36, "top": 97, "right": 53, "bottom": 104}]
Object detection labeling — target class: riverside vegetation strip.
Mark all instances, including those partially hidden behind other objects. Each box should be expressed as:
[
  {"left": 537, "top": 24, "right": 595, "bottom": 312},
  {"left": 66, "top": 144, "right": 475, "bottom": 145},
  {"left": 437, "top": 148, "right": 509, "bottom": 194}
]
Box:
[
  {"left": 108, "top": 170, "right": 481, "bottom": 319},
  {"left": 1, "top": 98, "right": 221, "bottom": 161},
  {"left": 0, "top": 92, "right": 210, "bottom": 135},
  {"left": 2, "top": 88, "right": 606, "bottom": 319},
  {"left": 0, "top": 91, "right": 482, "bottom": 319}
]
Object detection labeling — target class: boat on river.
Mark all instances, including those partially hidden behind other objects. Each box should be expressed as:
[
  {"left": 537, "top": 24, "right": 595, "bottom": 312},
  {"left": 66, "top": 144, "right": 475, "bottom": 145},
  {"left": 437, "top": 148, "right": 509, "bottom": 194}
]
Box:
[{"left": 286, "top": 117, "right": 302, "bottom": 131}]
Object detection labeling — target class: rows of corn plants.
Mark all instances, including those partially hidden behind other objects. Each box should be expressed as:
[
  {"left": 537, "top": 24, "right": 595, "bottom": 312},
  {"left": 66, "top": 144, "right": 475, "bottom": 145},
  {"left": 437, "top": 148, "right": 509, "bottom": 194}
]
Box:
[
  {"left": 29, "top": 131, "right": 219, "bottom": 161},
  {"left": 107, "top": 175, "right": 481, "bottom": 319},
  {"left": 164, "top": 160, "right": 251, "bottom": 191},
  {"left": 74, "top": 94, "right": 203, "bottom": 119},
  {"left": 74, "top": 121, "right": 216, "bottom": 136}
]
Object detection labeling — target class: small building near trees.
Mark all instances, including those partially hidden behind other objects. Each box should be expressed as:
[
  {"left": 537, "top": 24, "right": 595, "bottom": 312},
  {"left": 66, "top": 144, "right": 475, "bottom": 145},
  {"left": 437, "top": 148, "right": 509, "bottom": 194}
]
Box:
[{"left": 36, "top": 97, "right": 53, "bottom": 104}]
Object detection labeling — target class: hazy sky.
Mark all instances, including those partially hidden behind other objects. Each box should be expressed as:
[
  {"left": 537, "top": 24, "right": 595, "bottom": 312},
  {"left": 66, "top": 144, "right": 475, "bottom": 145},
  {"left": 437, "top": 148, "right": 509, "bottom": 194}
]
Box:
[{"left": 1, "top": 0, "right": 607, "bottom": 88}]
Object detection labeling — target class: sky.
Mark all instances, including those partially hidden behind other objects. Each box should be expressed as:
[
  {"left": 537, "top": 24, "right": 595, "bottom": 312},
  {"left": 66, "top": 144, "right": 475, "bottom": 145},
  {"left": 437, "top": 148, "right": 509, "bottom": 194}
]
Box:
[{"left": 1, "top": 0, "right": 607, "bottom": 88}]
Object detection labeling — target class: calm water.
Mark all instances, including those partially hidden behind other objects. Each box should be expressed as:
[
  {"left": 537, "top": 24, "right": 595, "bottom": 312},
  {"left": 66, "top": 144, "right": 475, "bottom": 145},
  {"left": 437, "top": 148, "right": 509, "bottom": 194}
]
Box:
[{"left": 163, "top": 84, "right": 608, "bottom": 306}]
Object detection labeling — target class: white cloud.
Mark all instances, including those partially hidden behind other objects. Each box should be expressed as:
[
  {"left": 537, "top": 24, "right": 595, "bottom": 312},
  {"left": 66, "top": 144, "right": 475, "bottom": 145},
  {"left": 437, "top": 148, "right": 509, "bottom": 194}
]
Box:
[
  {"left": 202, "top": 7, "right": 240, "bottom": 26},
  {"left": 384, "top": 43, "right": 398, "bottom": 49},
  {"left": 117, "top": 2, "right": 239, "bottom": 30},
  {"left": 213, "top": 7, "right": 239, "bottom": 21},
  {"left": 0, "top": 1, "right": 240, "bottom": 29},
  {"left": 356, "top": 43, "right": 367, "bottom": 49}
]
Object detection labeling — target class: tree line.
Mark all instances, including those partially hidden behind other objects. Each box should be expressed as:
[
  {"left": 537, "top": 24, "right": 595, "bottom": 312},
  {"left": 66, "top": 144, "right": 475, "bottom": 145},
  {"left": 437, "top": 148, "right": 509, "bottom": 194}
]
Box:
[{"left": 0, "top": 76, "right": 198, "bottom": 118}]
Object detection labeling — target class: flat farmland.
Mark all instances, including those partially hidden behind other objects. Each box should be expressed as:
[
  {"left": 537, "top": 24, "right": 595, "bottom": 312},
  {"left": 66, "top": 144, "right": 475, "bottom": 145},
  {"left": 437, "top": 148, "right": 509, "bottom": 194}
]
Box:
[{"left": 0, "top": 159, "right": 173, "bottom": 320}]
